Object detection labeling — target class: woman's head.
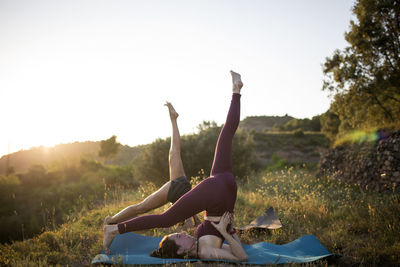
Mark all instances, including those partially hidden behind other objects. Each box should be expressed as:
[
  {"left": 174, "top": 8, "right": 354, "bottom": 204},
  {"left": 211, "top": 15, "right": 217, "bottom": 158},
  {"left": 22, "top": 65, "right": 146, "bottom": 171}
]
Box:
[{"left": 150, "top": 232, "right": 195, "bottom": 258}]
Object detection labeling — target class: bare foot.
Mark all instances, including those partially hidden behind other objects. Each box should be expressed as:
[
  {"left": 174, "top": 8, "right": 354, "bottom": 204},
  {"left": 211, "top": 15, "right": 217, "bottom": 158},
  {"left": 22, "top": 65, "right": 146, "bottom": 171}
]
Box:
[
  {"left": 164, "top": 101, "right": 179, "bottom": 120},
  {"left": 103, "top": 224, "right": 119, "bottom": 254},
  {"left": 104, "top": 216, "right": 114, "bottom": 225},
  {"left": 230, "top": 70, "right": 243, "bottom": 93}
]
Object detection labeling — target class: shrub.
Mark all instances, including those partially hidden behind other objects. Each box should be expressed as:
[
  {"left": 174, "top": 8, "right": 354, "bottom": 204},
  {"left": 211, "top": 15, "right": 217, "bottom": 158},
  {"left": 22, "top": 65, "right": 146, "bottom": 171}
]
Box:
[{"left": 293, "top": 128, "right": 304, "bottom": 138}]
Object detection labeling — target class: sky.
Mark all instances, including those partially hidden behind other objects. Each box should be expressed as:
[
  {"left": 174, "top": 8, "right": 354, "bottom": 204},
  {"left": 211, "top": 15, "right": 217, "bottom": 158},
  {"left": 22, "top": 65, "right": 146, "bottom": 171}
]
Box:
[{"left": 0, "top": 0, "right": 355, "bottom": 158}]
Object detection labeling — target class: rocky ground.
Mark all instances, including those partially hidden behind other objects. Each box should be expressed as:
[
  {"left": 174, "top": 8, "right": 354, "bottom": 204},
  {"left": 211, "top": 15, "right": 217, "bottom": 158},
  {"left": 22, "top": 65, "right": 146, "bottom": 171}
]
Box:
[{"left": 319, "top": 130, "right": 400, "bottom": 192}]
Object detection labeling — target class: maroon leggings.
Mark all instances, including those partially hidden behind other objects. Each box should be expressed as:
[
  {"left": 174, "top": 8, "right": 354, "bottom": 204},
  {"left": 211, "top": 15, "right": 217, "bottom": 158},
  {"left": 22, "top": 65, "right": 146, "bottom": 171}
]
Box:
[{"left": 118, "top": 93, "right": 241, "bottom": 236}]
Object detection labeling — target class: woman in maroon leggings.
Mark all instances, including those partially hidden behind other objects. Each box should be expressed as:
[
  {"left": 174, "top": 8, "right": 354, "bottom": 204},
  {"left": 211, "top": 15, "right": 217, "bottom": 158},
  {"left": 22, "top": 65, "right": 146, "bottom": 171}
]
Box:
[{"left": 103, "top": 71, "right": 248, "bottom": 261}]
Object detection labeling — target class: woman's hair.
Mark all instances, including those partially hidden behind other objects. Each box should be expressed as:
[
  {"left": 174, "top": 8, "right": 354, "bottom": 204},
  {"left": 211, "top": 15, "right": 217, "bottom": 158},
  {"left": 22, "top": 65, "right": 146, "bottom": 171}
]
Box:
[{"left": 150, "top": 235, "right": 184, "bottom": 259}]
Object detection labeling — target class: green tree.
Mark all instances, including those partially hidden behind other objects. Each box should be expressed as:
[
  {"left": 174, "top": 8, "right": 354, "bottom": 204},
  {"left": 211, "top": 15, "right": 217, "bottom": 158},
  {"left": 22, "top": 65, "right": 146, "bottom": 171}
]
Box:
[
  {"left": 323, "top": 0, "right": 400, "bottom": 137},
  {"left": 98, "top": 135, "right": 121, "bottom": 162},
  {"left": 279, "top": 116, "right": 321, "bottom": 132},
  {"left": 320, "top": 109, "right": 341, "bottom": 141},
  {"left": 310, "top": 115, "right": 322, "bottom": 132},
  {"left": 132, "top": 138, "right": 170, "bottom": 185},
  {"left": 21, "top": 165, "right": 50, "bottom": 187}
]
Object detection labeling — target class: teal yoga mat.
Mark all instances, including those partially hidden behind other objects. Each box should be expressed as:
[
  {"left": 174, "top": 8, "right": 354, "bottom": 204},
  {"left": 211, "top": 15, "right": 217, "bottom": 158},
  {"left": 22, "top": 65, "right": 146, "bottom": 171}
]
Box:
[{"left": 92, "top": 233, "right": 331, "bottom": 265}]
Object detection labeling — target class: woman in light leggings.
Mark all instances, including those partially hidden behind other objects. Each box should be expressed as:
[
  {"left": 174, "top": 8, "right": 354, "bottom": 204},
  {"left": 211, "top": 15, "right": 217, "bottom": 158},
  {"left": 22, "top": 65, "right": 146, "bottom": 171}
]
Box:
[
  {"left": 104, "top": 100, "right": 199, "bottom": 228},
  {"left": 103, "top": 71, "right": 248, "bottom": 261}
]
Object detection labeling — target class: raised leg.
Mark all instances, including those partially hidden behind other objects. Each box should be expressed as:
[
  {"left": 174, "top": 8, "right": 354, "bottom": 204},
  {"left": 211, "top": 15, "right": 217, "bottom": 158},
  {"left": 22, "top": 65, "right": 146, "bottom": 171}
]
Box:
[
  {"left": 165, "top": 102, "right": 186, "bottom": 180},
  {"left": 165, "top": 102, "right": 200, "bottom": 229},
  {"left": 210, "top": 71, "right": 243, "bottom": 176},
  {"left": 105, "top": 102, "right": 186, "bottom": 225}
]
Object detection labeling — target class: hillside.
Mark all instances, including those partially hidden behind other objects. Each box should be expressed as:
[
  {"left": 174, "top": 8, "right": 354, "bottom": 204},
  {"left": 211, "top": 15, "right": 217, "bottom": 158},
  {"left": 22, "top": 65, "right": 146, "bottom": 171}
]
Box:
[
  {"left": 239, "top": 115, "right": 295, "bottom": 131},
  {"left": 0, "top": 115, "right": 327, "bottom": 176},
  {"left": 0, "top": 142, "right": 143, "bottom": 175},
  {"left": 252, "top": 131, "right": 329, "bottom": 165},
  {"left": 0, "top": 132, "right": 328, "bottom": 176}
]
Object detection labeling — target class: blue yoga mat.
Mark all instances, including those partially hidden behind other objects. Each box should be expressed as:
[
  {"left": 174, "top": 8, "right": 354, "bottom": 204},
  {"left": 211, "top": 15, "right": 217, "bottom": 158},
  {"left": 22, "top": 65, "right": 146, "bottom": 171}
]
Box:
[{"left": 92, "top": 232, "right": 331, "bottom": 265}]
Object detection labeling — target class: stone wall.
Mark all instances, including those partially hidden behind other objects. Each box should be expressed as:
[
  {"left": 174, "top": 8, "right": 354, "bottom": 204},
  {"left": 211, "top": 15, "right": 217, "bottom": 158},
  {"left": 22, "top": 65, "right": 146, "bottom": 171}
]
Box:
[{"left": 319, "top": 130, "right": 400, "bottom": 192}]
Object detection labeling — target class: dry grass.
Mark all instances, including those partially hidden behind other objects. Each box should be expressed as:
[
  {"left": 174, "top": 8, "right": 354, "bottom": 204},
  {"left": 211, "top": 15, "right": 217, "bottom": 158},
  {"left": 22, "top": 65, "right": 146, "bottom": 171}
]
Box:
[{"left": 1, "top": 168, "right": 399, "bottom": 266}]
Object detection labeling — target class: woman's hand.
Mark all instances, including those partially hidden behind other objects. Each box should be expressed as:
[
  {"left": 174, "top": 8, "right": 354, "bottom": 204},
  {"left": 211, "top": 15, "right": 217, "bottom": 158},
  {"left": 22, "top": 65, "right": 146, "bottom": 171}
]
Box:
[
  {"left": 211, "top": 212, "right": 232, "bottom": 234},
  {"left": 208, "top": 211, "right": 248, "bottom": 261}
]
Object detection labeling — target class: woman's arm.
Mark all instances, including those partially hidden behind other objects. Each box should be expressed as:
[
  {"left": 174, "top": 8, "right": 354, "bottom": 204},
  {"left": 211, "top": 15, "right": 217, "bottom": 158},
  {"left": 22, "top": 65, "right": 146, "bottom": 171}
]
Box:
[
  {"left": 231, "top": 232, "right": 242, "bottom": 246},
  {"left": 209, "top": 212, "right": 248, "bottom": 261}
]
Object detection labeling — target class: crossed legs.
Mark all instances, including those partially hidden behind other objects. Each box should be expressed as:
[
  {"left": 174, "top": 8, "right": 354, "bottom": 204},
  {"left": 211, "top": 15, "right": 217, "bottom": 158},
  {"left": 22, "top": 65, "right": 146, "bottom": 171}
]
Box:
[{"left": 104, "top": 102, "right": 187, "bottom": 225}]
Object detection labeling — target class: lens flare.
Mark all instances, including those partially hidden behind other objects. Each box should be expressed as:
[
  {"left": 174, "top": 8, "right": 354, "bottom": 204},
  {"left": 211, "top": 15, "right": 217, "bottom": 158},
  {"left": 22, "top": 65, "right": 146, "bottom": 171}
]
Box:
[{"left": 334, "top": 129, "right": 388, "bottom": 146}]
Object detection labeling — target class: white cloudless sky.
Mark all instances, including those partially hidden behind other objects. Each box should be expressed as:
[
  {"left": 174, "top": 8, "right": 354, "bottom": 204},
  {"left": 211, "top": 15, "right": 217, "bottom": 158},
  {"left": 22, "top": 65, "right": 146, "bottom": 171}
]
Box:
[{"left": 0, "top": 0, "right": 355, "bottom": 157}]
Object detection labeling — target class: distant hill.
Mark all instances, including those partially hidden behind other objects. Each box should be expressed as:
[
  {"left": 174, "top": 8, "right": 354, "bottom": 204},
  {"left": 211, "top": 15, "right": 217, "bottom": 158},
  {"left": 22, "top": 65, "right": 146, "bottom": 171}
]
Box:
[
  {"left": 0, "top": 141, "right": 142, "bottom": 175},
  {"left": 251, "top": 131, "right": 329, "bottom": 166},
  {"left": 0, "top": 115, "right": 326, "bottom": 175},
  {"left": 240, "top": 115, "right": 295, "bottom": 132},
  {"left": 238, "top": 116, "right": 328, "bottom": 166}
]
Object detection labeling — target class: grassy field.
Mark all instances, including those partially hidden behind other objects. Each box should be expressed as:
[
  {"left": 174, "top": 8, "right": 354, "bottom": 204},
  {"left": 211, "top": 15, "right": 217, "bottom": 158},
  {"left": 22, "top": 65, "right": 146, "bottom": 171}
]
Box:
[
  {"left": 251, "top": 131, "right": 329, "bottom": 166},
  {"left": 0, "top": 168, "right": 399, "bottom": 266}
]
